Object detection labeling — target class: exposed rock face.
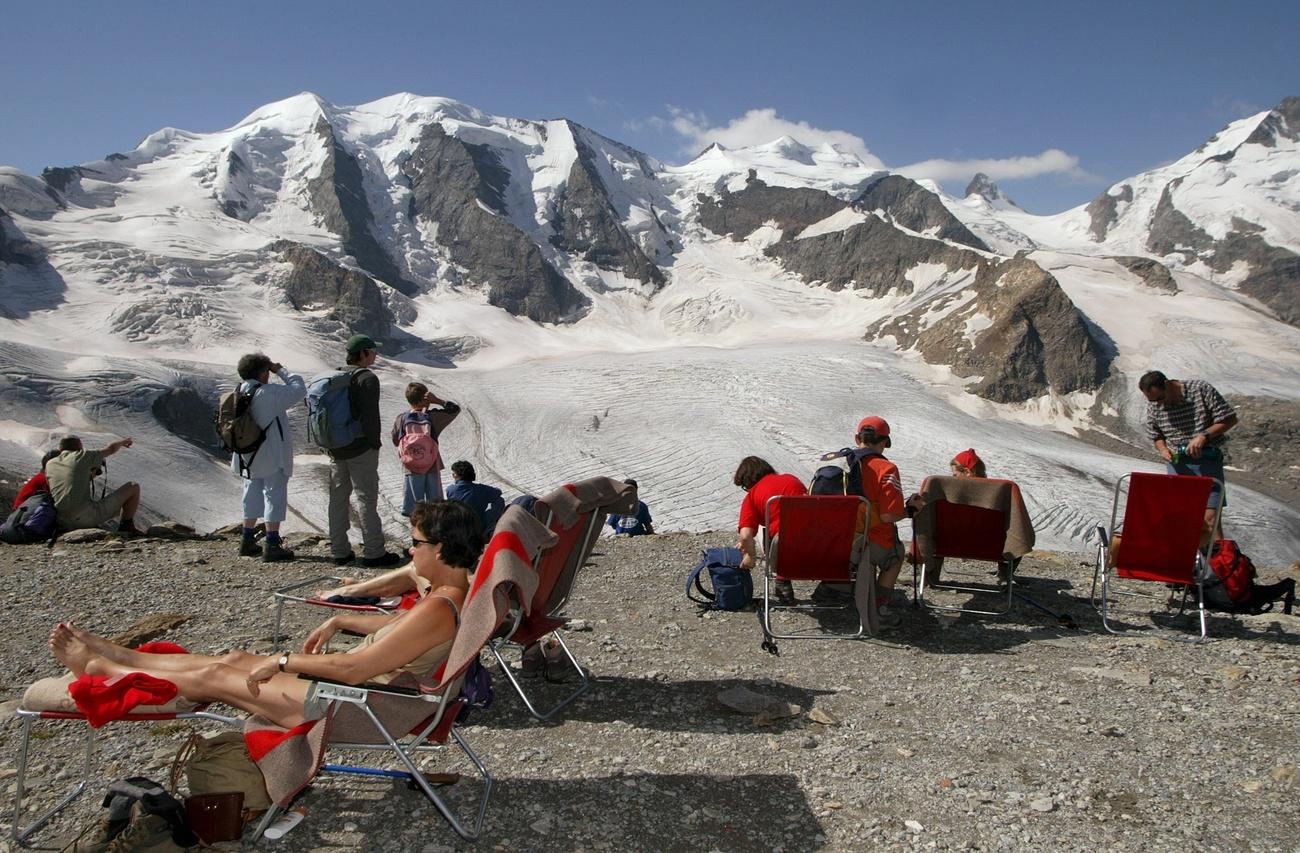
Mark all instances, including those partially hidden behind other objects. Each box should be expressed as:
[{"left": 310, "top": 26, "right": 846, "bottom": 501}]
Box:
[
  {"left": 964, "top": 172, "right": 1018, "bottom": 208},
  {"left": 306, "top": 118, "right": 417, "bottom": 297},
  {"left": 855, "top": 175, "right": 990, "bottom": 250},
  {"left": 768, "top": 214, "right": 976, "bottom": 296},
  {"left": 219, "top": 150, "right": 252, "bottom": 219},
  {"left": 1243, "top": 95, "right": 1300, "bottom": 147},
  {"left": 402, "top": 123, "right": 588, "bottom": 323},
  {"left": 697, "top": 171, "right": 847, "bottom": 240},
  {"left": 872, "top": 258, "right": 1110, "bottom": 403},
  {"left": 548, "top": 125, "right": 665, "bottom": 288},
  {"left": 151, "top": 385, "right": 221, "bottom": 456},
  {"left": 40, "top": 166, "right": 90, "bottom": 194},
  {"left": 1148, "top": 184, "right": 1300, "bottom": 325},
  {"left": 1085, "top": 184, "right": 1133, "bottom": 241},
  {"left": 1113, "top": 256, "right": 1178, "bottom": 292},
  {"left": 1223, "top": 395, "right": 1300, "bottom": 490},
  {"left": 270, "top": 240, "right": 393, "bottom": 338}
]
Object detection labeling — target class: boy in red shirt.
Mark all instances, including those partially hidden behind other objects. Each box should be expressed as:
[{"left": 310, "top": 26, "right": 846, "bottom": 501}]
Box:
[
  {"left": 845, "top": 416, "right": 907, "bottom": 623},
  {"left": 733, "top": 456, "right": 807, "bottom": 604}
]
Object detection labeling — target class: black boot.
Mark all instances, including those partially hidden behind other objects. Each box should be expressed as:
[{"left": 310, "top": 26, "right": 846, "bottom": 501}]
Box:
[
  {"left": 263, "top": 541, "right": 295, "bottom": 562},
  {"left": 238, "top": 535, "right": 260, "bottom": 557}
]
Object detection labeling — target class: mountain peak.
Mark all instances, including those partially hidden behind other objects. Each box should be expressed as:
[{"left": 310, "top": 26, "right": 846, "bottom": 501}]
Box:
[{"left": 964, "top": 172, "right": 1021, "bottom": 211}]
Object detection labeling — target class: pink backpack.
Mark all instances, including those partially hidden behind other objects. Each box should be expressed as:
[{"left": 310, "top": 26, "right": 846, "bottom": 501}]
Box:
[{"left": 398, "top": 416, "right": 440, "bottom": 474}]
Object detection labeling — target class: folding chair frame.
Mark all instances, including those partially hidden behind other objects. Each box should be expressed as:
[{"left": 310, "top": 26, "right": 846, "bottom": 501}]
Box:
[
  {"left": 272, "top": 575, "right": 405, "bottom": 645},
  {"left": 488, "top": 504, "right": 599, "bottom": 721},
  {"left": 1090, "top": 472, "right": 1225, "bottom": 641},
  {"left": 759, "top": 495, "right": 871, "bottom": 643},
  {"left": 10, "top": 706, "right": 239, "bottom": 847}
]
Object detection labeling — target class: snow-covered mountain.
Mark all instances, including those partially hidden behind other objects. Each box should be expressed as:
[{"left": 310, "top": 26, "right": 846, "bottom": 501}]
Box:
[{"left": 2, "top": 93, "right": 1298, "bottom": 563}]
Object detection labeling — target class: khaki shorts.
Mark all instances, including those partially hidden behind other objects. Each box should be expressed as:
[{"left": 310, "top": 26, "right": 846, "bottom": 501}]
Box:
[
  {"left": 865, "top": 539, "right": 905, "bottom": 573},
  {"left": 60, "top": 483, "right": 133, "bottom": 530}
]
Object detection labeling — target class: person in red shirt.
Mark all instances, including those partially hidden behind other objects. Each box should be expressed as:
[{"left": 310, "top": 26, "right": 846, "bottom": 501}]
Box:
[
  {"left": 845, "top": 416, "right": 907, "bottom": 622},
  {"left": 11, "top": 450, "right": 59, "bottom": 510},
  {"left": 733, "top": 456, "right": 807, "bottom": 604}
]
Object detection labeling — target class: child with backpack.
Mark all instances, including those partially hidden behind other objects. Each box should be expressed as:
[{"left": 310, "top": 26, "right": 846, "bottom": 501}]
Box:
[
  {"left": 845, "top": 416, "right": 908, "bottom": 626},
  {"left": 391, "top": 382, "right": 460, "bottom": 517}
]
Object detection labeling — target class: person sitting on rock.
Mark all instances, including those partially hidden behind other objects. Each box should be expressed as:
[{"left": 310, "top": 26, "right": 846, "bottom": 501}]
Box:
[
  {"left": 607, "top": 479, "right": 655, "bottom": 536},
  {"left": 11, "top": 449, "right": 59, "bottom": 510},
  {"left": 733, "top": 456, "right": 807, "bottom": 605},
  {"left": 46, "top": 436, "right": 143, "bottom": 536},
  {"left": 445, "top": 461, "right": 505, "bottom": 537},
  {"left": 231, "top": 353, "right": 307, "bottom": 562},
  {"left": 47, "top": 500, "right": 482, "bottom": 730}
]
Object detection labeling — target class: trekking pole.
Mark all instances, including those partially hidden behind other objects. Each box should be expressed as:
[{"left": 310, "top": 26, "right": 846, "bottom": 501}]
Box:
[{"left": 1013, "top": 591, "right": 1078, "bottom": 629}]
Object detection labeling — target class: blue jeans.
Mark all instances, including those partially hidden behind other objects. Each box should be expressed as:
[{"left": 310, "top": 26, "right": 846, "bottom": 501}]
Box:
[
  {"left": 403, "top": 469, "right": 444, "bottom": 517},
  {"left": 1166, "top": 456, "right": 1226, "bottom": 507},
  {"left": 242, "top": 470, "right": 289, "bottom": 523}
]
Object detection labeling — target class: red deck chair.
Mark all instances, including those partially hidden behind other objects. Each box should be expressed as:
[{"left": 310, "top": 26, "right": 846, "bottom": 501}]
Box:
[
  {"left": 10, "top": 670, "right": 240, "bottom": 845},
  {"left": 759, "top": 495, "right": 874, "bottom": 646},
  {"left": 271, "top": 574, "right": 421, "bottom": 646},
  {"left": 910, "top": 477, "right": 1034, "bottom": 617},
  {"left": 489, "top": 477, "right": 637, "bottom": 720},
  {"left": 1091, "top": 472, "right": 1222, "bottom": 640}
]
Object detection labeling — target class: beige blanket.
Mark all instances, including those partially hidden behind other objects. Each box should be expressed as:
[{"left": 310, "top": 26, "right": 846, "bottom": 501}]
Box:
[{"left": 910, "top": 476, "right": 1035, "bottom": 562}]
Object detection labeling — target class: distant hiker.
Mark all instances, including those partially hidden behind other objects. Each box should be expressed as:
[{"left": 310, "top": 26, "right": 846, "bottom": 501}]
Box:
[
  {"left": 733, "top": 456, "right": 807, "bottom": 605},
  {"left": 1139, "top": 371, "right": 1237, "bottom": 544},
  {"left": 46, "top": 435, "right": 143, "bottom": 536},
  {"left": 230, "top": 353, "right": 306, "bottom": 562},
  {"left": 12, "top": 449, "right": 59, "bottom": 510},
  {"left": 844, "top": 416, "right": 907, "bottom": 625},
  {"left": 391, "top": 382, "right": 461, "bottom": 517},
  {"left": 445, "top": 461, "right": 505, "bottom": 537},
  {"left": 607, "top": 479, "right": 655, "bottom": 536},
  {"left": 321, "top": 335, "right": 403, "bottom": 569}
]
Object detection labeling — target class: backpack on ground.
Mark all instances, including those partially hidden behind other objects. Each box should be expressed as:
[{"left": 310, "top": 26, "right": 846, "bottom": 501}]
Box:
[
  {"left": 1, "top": 491, "right": 58, "bottom": 544},
  {"left": 397, "top": 414, "right": 440, "bottom": 475},
  {"left": 455, "top": 657, "right": 494, "bottom": 723},
  {"left": 306, "top": 369, "right": 362, "bottom": 450},
  {"left": 61, "top": 776, "right": 198, "bottom": 852},
  {"left": 1196, "top": 539, "right": 1295, "bottom": 615},
  {"left": 686, "top": 547, "right": 754, "bottom": 612},
  {"left": 214, "top": 384, "right": 268, "bottom": 478}
]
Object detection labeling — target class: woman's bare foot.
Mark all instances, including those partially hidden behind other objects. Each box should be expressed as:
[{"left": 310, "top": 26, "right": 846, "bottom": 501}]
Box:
[
  {"left": 49, "top": 623, "right": 96, "bottom": 677},
  {"left": 64, "top": 624, "right": 134, "bottom": 666}
]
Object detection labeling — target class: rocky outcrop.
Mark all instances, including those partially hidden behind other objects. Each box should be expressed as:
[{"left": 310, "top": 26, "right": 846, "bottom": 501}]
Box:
[
  {"left": 1085, "top": 184, "right": 1133, "bottom": 242},
  {"left": 872, "top": 258, "right": 1110, "bottom": 403},
  {"left": 1146, "top": 182, "right": 1214, "bottom": 262},
  {"left": 152, "top": 384, "right": 222, "bottom": 456},
  {"left": 270, "top": 240, "right": 393, "bottom": 338},
  {"left": 1222, "top": 395, "right": 1300, "bottom": 490},
  {"left": 768, "top": 214, "right": 977, "bottom": 296},
  {"left": 40, "top": 166, "right": 90, "bottom": 194},
  {"left": 697, "top": 171, "right": 847, "bottom": 240},
  {"left": 402, "top": 122, "right": 588, "bottom": 323},
  {"left": 855, "top": 175, "right": 989, "bottom": 250},
  {"left": 1243, "top": 96, "right": 1300, "bottom": 147},
  {"left": 1113, "top": 256, "right": 1177, "bottom": 292},
  {"left": 548, "top": 125, "right": 665, "bottom": 288},
  {"left": 306, "top": 118, "right": 417, "bottom": 296}
]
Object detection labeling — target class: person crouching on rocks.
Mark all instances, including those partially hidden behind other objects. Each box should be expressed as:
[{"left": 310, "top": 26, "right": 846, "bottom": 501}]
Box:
[
  {"left": 232, "top": 353, "right": 306, "bottom": 562},
  {"left": 733, "top": 456, "right": 807, "bottom": 605}
]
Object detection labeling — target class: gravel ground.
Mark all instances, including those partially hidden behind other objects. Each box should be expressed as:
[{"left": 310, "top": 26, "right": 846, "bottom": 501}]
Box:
[{"left": 1, "top": 529, "right": 1298, "bottom": 852}]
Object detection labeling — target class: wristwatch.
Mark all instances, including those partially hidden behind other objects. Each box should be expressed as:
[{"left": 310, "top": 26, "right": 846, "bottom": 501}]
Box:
[{"left": 277, "top": 653, "right": 290, "bottom": 673}]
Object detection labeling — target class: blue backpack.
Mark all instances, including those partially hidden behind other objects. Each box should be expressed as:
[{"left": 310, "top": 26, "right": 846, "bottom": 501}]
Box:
[
  {"left": 0, "top": 492, "right": 58, "bottom": 544},
  {"left": 686, "top": 547, "right": 754, "bottom": 611},
  {"left": 306, "top": 369, "right": 362, "bottom": 450}
]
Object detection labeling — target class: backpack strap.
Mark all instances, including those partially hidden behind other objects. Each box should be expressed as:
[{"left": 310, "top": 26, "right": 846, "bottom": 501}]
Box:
[{"left": 686, "top": 551, "right": 717, "bottom": 610}]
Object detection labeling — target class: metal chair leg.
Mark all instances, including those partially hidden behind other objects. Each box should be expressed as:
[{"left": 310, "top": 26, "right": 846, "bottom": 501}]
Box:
[{"left": 11, "top": 714, "right": 94, "bottom": 846}]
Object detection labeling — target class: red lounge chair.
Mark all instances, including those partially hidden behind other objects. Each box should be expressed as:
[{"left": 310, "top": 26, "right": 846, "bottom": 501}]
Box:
[
  {"left": 1090, "top": 472, "right": 1222, "bottom": 640},
  {"left": 910, "top": 477, "right": 1035, "bottom": 617},
  {"left": 759, "top": 495, "right": 874, "bottom": 644}
]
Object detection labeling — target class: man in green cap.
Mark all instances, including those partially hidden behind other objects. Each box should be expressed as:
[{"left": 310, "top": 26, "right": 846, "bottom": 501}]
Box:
[{"left": 327, "top": 334, "right": 404, "bottom": 568}]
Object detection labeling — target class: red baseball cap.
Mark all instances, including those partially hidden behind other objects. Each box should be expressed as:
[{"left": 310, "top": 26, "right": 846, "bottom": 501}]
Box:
[
  {"left": 856, "top": 415, "right": 891, "bottom": 446},
  {"left": 953, "top": 448, "right": 982, "bottom": 470}
]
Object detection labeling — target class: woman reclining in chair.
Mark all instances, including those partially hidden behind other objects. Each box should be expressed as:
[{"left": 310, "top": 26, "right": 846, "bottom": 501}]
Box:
[{"left": 48, "top": 500, "right": 483, "bottom": 730}]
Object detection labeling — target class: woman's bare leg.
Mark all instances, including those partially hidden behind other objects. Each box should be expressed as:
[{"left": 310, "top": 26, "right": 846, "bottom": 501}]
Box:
[
  {"left": 51, "top": 628, "right": 311, "bottom": 728},
  {"left": 58, "top": 624, "right": 267, "bottom": 675}
]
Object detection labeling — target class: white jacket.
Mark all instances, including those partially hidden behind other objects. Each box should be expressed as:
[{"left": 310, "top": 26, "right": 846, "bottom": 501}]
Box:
[{"left": 231, "top": 368, "right": 306, "bottom": 479}]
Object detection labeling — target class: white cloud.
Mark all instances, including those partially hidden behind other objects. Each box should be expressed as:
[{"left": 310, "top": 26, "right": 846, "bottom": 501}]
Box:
[
  {"left": 896, "top": 149, "right": 1091, "bottom": 184},
  {"left": 664, "top": 106, "right": 886, "bottom": 168}
]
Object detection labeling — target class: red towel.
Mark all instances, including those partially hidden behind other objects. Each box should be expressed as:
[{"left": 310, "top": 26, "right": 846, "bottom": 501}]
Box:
[{"left": 65, "top": 641, "right": 189, "bottom": 727}]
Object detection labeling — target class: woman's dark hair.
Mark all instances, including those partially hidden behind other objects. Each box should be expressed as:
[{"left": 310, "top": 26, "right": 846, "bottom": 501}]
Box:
[
  {"left": 237, "top": 353, "right": 273, "bottom": 381},
  {"left": 410, "top": 499, "right": 485, "bottom": 570},
  {"left": 1138, "top": 370, "right": 1168, "bottom": 392},
  {"left": 40, "top": 449, "right": 60, "bottom": 470},
  {"left": 451, "top": 460, "right": 476, "bottom": 482},
  {"left": 733, "top": 456, "right": 776, "bottom": 491}
]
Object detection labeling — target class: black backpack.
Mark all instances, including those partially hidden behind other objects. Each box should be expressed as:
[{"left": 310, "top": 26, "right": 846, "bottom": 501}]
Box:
[{"left": 811, "top": 448, "right": 864, "bottom": 496}]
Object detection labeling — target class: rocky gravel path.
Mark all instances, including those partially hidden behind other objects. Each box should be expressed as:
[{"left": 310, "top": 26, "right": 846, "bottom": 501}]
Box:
[{"left": 1, "top": 530, "right": 1298, "bottom": 851}]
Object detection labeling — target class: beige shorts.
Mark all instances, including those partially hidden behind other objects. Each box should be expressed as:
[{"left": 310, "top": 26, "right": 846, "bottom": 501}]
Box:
[
  {"left": 60, "top": 483, "right": 133, "bottom": 530},
  {"left": 865, "top": 539, "right": 905, "bottom": 572}
]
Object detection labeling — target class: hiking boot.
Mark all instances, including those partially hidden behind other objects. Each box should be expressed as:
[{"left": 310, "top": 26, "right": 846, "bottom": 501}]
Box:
[
  {"left": 772, "top": 580, "right": 796, "bottom": 606},
  {"left": 361, "top": 551, "right": 409, "bottom": 569},
  {"left": 542, "top": 641, "right": 580, "bottom": 683},
  {"left": 519, "top": 643, "right": 546, "bottom": 679},
  {"left": 263, "top": 541, "right": 295, "bottom": 562},
  {"left": 332, "top": 551, "right": 357, "bottom": 567},
  {"left": 117, "top": 521, "right": 146, "bottom": 539},
  {"left": 876, "top": 601, "right": 903, "bottom": 630},
  {"left": 238, "top": 536, "right": 260, "bottom": 557},
  {"left": 811, "top": 582, "right": 853, "bottom": 604}
]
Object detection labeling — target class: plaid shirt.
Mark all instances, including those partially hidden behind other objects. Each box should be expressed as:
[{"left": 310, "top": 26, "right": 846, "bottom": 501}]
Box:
[{"left": 1145, "top": 379, "right": 1235, "bottom": 448}]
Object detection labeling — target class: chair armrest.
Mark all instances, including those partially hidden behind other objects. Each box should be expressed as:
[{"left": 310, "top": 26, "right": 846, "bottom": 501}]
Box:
[
  {"left": 296, "top": 673, "right": 431, "bottom": 699},
  {"left": 274, "top": 575, "right": 349, "bottom": 600}
]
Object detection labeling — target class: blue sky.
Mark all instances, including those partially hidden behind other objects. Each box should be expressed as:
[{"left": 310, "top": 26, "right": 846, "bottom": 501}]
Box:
[{"left": 2, "top": 0, "right": 1296, "bottom": 213}]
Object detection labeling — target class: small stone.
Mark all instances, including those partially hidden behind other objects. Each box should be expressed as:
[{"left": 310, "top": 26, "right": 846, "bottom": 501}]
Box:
[
  {"left": 1240, "top": 779, "right": 1263, "bottom": 793},
  {"left": 904, "top": 820, "right": 924, "bottom": 832},
  {"left": 1219, "top": 666, "right": 1249, "bottom": 681},
  {"left": 938, "top": 778, "right": 954, "bottom": 789},
  {"left": 800, "top": 736, "right": 818, "bottom": 749},
  {"left": 1029, "top": 797, "right": 1056, "bottom": 812},
  {"left": 530, "top": 817, "right": 553, "bottom": 834},
  {"left": 896, "top": 748, "right": 914, "bottom": 758},
  {"left": 808, "top": 707, "right": 840, "bottom": 726},
  {"left": 1270, "top": 765, "right": 1295, "bottom": 783}
]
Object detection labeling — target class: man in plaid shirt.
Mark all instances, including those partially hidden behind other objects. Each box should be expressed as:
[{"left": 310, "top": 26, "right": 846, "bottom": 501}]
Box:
[{"left": 1139, "top": 370, "right": 1238, "bottom": 542}]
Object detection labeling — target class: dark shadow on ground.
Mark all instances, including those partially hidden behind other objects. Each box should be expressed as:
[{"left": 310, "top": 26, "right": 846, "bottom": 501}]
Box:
[{"left": 484, "top": 676, "right": 834, "bottom": 732}]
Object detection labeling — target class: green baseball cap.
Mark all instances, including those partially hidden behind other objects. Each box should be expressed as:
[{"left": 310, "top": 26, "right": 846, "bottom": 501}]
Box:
[{"left": 345, "top": 334, "right": 380, "bottom": 356}]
